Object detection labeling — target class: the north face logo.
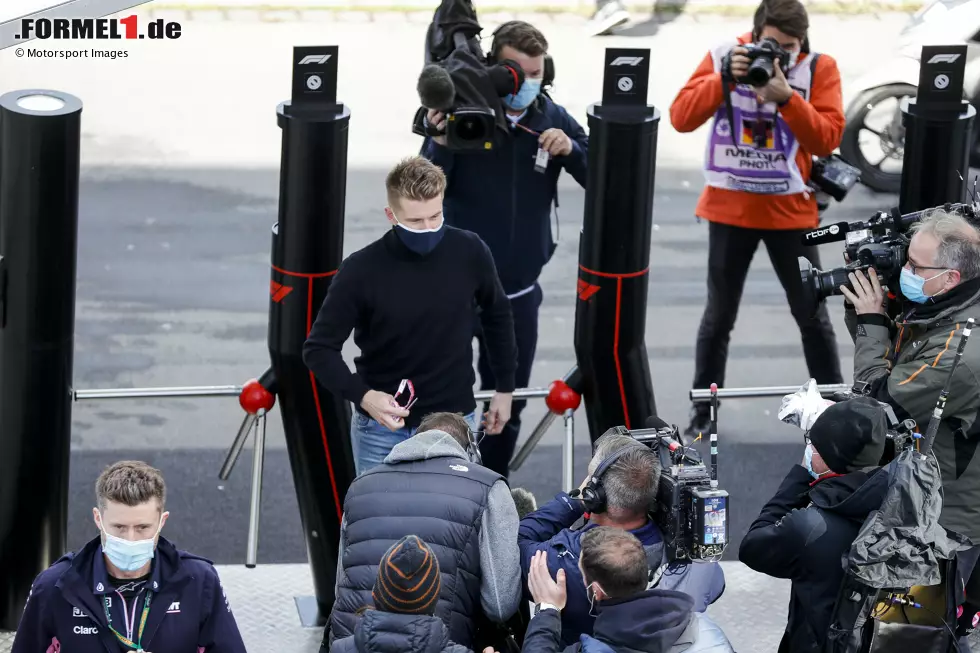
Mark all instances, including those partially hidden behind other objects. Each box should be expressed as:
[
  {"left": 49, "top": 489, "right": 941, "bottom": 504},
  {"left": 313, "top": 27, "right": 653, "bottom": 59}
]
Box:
[{"left": 449, "top": 464, "right": 469, "bottom": 472}]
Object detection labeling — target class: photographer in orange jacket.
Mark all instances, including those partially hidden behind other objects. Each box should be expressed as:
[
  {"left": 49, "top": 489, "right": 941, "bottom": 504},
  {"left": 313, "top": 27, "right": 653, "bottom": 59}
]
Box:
[{"left": 670, "top": 0, "right": 845, "bottom": 439}]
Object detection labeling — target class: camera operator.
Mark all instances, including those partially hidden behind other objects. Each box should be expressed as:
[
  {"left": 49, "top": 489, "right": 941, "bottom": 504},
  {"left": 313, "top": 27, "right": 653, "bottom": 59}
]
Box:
[
  {"left": 420, "top": 20, "right": 588, "bottom": 478},
  {"left": 739, "top": 398, "right": 890, "bottom": 652},
  {"left": 840, "top": 209, "right": 980, "bottom": 636},
  {"left": 522, "top": 528, "right": 734, "bottom": 653},
  {"left": 669, "top": 0, "right": 845, "bottom": 439},
  {"left": 517, "top": 432, "right": 725, "bottom": 647}
]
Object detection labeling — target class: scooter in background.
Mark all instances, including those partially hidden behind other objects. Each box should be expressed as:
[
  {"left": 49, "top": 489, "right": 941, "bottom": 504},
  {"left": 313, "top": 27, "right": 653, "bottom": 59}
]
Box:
[{"left": 839, "top": 0, "right": 980, "bottom": 193}]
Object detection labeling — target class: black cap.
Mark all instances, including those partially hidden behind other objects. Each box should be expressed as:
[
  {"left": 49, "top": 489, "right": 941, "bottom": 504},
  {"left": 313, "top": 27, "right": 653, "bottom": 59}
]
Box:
[{"left": 808, "top": 397, "right": 888, "bottom": 474}]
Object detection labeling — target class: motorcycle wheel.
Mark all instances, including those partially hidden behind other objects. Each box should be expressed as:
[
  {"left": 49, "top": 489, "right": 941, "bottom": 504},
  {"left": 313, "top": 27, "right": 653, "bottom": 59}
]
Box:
[{"left": 840, "top": 83, "right": 917, "bottom": 194}]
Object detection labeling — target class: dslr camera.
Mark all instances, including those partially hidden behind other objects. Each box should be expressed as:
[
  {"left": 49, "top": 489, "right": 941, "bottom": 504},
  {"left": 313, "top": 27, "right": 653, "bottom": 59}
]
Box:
[
  {"left": 605, "top": 424, "right": 730, "bottom": 563},
  {"left": 733, "top": 36, "right": 790, "bottom": 87},
  {"left": 809, "top": 154, "right": 861, "bottom": 211},
  {"left": 827, "top": 383, "right": 920, "bottom": 465},
  {"left": 797, "top": 202, "right": 980, "bottom": 315}
]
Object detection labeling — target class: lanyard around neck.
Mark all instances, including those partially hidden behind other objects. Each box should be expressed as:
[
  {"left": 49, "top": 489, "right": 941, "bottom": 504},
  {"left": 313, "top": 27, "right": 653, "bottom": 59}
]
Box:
[{"left": 103, "top": 591, "right": 153, "bottom": 651}]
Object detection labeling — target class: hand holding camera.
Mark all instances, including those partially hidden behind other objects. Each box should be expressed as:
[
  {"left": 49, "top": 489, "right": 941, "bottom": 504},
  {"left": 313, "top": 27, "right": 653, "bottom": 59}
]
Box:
[
  {"left": 425, "top": 108, "right": 448, "bottom": 146},
  {"left": 839, "top": 268, "right": 888, "bottom": 316},
  {"left": 729, "top": 44, "right": 793, "bottom": 104}
]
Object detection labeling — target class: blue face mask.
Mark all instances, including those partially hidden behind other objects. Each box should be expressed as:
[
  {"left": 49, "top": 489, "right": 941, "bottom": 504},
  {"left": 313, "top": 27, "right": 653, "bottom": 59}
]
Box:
[
  {"left": 504, "top": 78, "right": 542, "bottom": 111},
  {"left": 393, "top": 217, "right": 445, "bottom": 256},
  {"left": 99, "top": 513, "right": 162, "bottom": 572},
  {"left": 804, "top": 444, "right": 830, "bottom": 480},
  {"left": 900, "top": 266, "right": 948, "bottom": 304}
]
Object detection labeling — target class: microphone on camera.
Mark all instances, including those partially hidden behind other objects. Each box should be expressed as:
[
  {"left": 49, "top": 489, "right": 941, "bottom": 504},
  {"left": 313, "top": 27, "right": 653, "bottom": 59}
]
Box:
[
  {"left": 801, "top": 221, "right": 851, "bottom": 246},
  {"left": 488, "top": 59, "right": 525, "bottom": 97},
  {"left": 417, "top": 64, "right": 456, "bottom": 111}
]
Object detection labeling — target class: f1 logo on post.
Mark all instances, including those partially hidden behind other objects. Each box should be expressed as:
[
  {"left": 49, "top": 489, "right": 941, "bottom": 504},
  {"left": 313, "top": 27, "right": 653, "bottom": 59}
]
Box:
[
  {"left": 610, "top": 56, "right": 644, "bottom": 66},
  {"left": 927, "top": 53, "right": 961, "bottom": 64},
  {"left": 298, "top": 54, "right": 331, "bottom": 65}
]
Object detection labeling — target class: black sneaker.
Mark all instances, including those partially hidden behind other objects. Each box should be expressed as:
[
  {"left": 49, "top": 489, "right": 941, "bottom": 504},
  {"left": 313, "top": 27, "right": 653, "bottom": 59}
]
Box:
[
  {"left": 683, "top": 408, "right": 711, "bottom": 444},
  {"left": 587, "top": 1, "right": 630, "bottom": 36}
]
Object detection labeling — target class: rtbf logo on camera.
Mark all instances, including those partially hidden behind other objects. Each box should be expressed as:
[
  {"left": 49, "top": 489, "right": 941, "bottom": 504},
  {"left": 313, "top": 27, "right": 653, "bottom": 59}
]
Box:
[{"left": 16, "top": 16, "right": 181, "bottom": 41}]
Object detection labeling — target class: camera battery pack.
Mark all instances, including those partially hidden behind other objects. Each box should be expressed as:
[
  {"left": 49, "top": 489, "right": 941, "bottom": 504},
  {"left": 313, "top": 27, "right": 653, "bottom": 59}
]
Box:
[
  {"left": 534, "top": 147, "right": 550, "bottom": 174},
  {"left": 692, "top": 487, "right": 729, "bottom": 548}
]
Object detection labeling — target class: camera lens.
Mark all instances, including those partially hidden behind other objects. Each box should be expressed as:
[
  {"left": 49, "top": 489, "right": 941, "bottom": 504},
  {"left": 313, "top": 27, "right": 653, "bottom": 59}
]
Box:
[
  {"left": 455, "top": 116, "right": 486, "bottom": 142},
  {"left": 745, "top": 57, "right": 773, "bottom": 86}
]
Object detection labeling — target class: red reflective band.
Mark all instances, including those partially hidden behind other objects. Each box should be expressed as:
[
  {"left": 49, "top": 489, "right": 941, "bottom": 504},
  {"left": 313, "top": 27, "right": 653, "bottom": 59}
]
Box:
[
  {"left": 578, "top": 264, "right": 649, "bottom": 279},
  {"left": 577, "top": 265, "right": 651, "bottom": 430},
  {"left": 272, "top": 264, "right": 338, "bottom": 279},
  {"left": 305, "top": 278, "right": 343, "bottom": 520}
]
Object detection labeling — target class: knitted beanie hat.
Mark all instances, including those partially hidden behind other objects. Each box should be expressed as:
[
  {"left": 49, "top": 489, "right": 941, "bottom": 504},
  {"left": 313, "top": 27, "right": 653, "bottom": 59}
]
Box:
[{"left": 373, "top": 535, "right": 441, "bottom": 615}]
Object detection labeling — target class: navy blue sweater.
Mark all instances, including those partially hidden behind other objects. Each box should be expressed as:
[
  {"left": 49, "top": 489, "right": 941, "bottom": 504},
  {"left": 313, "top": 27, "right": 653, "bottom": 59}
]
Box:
[{"left": 421, "top": 95, "right": 589, "bottom": 295}]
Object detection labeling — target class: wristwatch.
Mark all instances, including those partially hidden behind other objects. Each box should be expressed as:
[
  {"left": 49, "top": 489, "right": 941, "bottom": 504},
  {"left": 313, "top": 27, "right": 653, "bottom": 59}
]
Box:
[{"left": 533, "top": 602, "right": 560, "bottom": 617}]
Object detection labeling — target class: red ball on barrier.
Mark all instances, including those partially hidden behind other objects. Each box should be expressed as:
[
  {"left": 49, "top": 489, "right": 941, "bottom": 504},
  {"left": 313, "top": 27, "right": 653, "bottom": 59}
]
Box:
[
  {"left": 545, "top": 379, "right": 581, "bottom": 414},
  {"left": 240, "top": 378, "right": 275, "bottom": 415}
]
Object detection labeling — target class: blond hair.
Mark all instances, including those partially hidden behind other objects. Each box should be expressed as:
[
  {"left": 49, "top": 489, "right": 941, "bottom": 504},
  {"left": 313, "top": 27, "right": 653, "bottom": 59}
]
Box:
[
  {"left": 385, "top": 156, "right": 446, "bottom": 209},
  {"left": 96, "top": 460, "right": 166, "bottom": 512},
  {"left": 910, "top": 210, "right": 980, "bottom": 281}
]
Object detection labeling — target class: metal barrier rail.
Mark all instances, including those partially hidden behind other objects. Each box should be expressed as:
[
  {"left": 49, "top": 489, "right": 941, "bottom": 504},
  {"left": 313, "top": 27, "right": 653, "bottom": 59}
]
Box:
[
  {"left": 73, "top": 386, "right": 553, "bottom": 402},
  {"left": 72, "top": 375, "right": 580, "bottom": 566},
  {"left": 689, "top": 383, "right": 850, "bottom": 401}
]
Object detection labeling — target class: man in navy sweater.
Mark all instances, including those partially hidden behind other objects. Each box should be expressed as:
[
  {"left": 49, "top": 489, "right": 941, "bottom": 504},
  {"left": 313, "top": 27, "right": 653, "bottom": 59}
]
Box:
[
  {"left": 303, "top": 156, "right": 519, "bottom": 474},
  {"left": 422, "top": 20, "right": 589, "bottom": 478}
]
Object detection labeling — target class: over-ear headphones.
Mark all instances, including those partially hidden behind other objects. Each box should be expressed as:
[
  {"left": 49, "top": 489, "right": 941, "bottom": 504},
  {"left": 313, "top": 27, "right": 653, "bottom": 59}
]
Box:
[
  {"left": 580, "top": 444, "right": 648, "bottom": 514},
  {"left": 487, "top": 21, "right": 555, "bottom": 92}
]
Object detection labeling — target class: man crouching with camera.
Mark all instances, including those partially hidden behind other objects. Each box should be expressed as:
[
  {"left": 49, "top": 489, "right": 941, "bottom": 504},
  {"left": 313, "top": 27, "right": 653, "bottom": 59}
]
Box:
[
  {"left": 841, "top": 208, "right": 980, "bottom": 639},
  {"left": 740, "top": 397, "right": 890, "bottom": 652}
]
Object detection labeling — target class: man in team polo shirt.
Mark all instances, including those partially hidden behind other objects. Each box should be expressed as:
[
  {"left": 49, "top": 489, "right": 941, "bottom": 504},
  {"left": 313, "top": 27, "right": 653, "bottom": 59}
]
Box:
[{"left": 11, "top": 461, "right": 246, "bottom": 653}]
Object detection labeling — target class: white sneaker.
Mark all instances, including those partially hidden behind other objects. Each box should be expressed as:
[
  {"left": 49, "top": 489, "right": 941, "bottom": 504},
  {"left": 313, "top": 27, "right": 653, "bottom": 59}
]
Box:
[{"left": 587, "top": 1, "right": 630, "bottom": 36}]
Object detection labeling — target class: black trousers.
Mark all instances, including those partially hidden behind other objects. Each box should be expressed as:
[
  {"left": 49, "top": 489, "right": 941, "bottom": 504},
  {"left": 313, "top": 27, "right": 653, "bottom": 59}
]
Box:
[
  {"left": 692, "top": 221, "right": 843, "bottom": 408},
  {"left": 476, "top": 283, "right": 543, "bottom": 478}
]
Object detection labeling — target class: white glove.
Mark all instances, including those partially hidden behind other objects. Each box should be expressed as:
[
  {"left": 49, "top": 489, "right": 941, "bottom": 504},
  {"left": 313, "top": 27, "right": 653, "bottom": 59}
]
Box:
[{"left": 778, "top": 378, "right": 834, "bottom": 432}]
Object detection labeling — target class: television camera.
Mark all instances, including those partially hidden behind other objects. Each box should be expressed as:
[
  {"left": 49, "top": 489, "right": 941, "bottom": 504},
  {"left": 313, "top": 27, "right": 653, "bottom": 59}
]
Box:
[
  {"left": 826, "top": 382, "right": 921, "bottom": 465},
  {"left": 412, "top": 0, "right": 556, "bottom": 151},
  {"left": 796, "top": 201, "right": 980, "bottom": 315},
  {"left": 606, "top": 389, "right": 729, "bottom": 563}
]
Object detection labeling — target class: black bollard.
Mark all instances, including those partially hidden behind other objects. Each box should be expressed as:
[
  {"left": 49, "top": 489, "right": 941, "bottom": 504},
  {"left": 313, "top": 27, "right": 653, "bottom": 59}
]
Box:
[
  {"left": 899, "top": 45, "right": 975, "bottom": 213},
  {"left": 0, "top": 90, "right": 82, "bottom": 630},
  {"left": 268, "top": 46, "right": 355, "bottom": 627},
  {"left": 574, "top": 49, "right": 659, "bottom": 442}
]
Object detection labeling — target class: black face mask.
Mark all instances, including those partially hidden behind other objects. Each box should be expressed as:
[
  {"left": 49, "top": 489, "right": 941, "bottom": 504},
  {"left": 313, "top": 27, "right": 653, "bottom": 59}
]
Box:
[{"left": 393, "top": 221, "right": 445, "bottom": 255}]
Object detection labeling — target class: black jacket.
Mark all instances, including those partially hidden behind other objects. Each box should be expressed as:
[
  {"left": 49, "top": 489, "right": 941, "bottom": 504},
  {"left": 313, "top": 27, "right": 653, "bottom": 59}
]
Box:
[
  {"left": 739, "top": 465, "right": 890, "bottom": 653},
  {"left": 521, "top": 589, "right": 733, "bottom": 653},
  {"left": 330, "top": 610, "right": 472, "bottom": 653}
]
